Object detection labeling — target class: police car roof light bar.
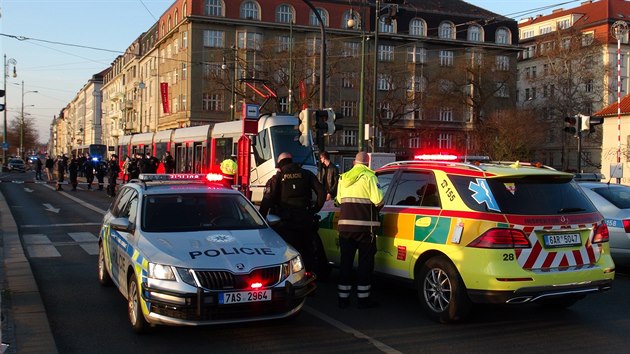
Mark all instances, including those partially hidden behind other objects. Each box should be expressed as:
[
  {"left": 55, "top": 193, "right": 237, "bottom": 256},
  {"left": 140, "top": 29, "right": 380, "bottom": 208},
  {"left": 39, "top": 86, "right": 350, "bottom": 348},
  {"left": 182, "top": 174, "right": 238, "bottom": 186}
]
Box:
[{"left": 138, "top": 173, "right": 205, "bottom": 182}]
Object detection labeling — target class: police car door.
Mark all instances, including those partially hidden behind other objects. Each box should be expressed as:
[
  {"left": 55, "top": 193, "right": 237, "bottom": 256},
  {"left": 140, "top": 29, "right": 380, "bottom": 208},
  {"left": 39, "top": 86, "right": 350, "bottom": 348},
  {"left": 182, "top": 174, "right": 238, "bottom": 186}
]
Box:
[{"left": 107, "top": 188, "right": 140, "bottom": 289}]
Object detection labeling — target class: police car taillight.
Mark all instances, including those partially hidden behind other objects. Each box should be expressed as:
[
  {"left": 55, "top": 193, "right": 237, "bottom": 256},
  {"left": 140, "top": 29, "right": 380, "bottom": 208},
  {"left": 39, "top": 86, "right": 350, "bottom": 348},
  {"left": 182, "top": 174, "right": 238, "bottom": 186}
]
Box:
[
  {"left": 467, "top": 228, "right": 530, "bottom": 249},
  {"left": 623, "top": 220, "right": 630, "bottom": 234},
  {"left": 592, "top": 223, "right": 610, "bottom": 244},
  {"left": 205, "top": 173, "right": 224, "bottom": 182}
]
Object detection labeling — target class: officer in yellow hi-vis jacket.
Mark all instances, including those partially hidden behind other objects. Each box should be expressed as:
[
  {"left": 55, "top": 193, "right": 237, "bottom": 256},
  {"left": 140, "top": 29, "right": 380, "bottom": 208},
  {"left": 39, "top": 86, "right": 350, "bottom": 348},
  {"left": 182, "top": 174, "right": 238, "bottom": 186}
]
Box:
[
  {"left": 220, "top": 158, "right": 237, "bottom": 188},
  {"left": 335, "top": 151, "right": 383, "bottom": 309}
]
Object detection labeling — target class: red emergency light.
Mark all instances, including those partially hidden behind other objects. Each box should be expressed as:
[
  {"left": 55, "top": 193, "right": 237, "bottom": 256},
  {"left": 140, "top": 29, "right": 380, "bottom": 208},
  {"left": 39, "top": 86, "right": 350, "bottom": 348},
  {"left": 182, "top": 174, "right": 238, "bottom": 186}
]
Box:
[
  {"left": 414, "top": 154, "right": 458, "bottom": 161},
  {"left": 205, "top": 173, "right": 224, "bottom": 182}
]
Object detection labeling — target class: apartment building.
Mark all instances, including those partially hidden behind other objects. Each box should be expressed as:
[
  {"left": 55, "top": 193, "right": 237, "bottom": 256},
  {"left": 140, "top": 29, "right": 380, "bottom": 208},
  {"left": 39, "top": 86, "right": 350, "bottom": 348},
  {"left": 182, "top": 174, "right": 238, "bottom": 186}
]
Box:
[
  {"left": 57, "top": 0, "right": 520, "bottom": 162},
  {"left": 517, "top": 0, "right": 630, "bottom": 172}
]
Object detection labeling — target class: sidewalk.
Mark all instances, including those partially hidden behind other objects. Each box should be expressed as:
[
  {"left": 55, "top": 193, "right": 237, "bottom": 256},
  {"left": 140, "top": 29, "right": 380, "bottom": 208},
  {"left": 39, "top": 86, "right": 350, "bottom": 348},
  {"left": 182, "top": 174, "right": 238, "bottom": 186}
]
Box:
[{"left": 0, "top": 188, "right": 58, "bottom": 353}]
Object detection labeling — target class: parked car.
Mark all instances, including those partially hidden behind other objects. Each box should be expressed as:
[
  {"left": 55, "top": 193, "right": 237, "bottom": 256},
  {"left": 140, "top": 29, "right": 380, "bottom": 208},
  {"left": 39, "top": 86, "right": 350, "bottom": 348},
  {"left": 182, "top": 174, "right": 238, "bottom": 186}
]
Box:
[
  {"left": 97, "top": 173, "right": 316, "bottom": 332},
  {"left": 578, "top": 181, "right": 630, "bottom": 265},
  {"left": 318, "top": 157, "right": 615, "bottom": 323},
  {"left": 7, "top": 158, "right": 26, "bottom": 172}
]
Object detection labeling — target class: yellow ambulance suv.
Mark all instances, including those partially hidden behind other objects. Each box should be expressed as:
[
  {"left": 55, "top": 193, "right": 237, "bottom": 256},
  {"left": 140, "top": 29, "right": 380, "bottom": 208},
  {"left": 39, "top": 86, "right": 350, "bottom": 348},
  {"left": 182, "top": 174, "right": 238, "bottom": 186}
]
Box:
[{"left": 318, "top": 158, "right": 615, "bottom": 323}]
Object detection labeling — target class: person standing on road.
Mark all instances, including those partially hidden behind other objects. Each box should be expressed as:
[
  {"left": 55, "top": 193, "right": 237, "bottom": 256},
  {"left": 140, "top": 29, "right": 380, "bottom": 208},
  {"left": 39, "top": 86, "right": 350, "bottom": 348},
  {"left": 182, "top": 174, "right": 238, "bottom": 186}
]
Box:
[
  {"left": 55, "top": 155, "right": 67, "bottom": 191},
  {"left": 163, "top": 151, "right": 175, "bottom": 174},
  {"left": 127, "top": 154, "right": 140, "bottom": 181},
  {"left": 96, "top": 160, "right": 107, "bottom": 191},
  {"left": 35, "top": 157, "right": 43, "bottom": 181},
  {"left": 107, "top": 154, "right": 120, "bottom": 197},
  {"left": 317, "top": 151, "right": 339, "bottom": 201},
  {"left": 45, "top": 155, "right": 54, "bottom": 181},
  {"left": 83, "top": 155, "right": 95, "bottom": 190},
  {"left": 335, "top": 151, "right": 383, "bottom": 309},
  {"left": 259, "top": 152, "right": 325, "bottom": 273},
  {"left": 68, "top": 155, "right": 80, "bottom": 191}
]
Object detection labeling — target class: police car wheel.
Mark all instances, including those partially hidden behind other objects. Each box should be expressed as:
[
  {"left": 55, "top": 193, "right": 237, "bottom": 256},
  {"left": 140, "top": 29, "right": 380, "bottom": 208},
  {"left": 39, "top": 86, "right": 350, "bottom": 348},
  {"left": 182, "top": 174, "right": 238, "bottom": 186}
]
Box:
[
  {"left": 97, "top": 243, "right": 112, "bottom": 286},
  {"left": 417, "top": 256, "right": 471, "bottom": 323},
  {"left": 128, "top": 276, "right": 150, "bottom": 333}
]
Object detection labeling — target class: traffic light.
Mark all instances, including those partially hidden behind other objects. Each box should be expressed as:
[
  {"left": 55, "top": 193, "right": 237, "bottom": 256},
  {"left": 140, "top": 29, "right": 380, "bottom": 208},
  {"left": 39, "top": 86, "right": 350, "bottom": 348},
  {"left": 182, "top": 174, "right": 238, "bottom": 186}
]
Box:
[
  {"left": 324, "top": 109, "right": 336, "bottom": 136},
  {"left": 588, "top": 115, "right": 604, "bottom": 132},
  {"left": 314, "top": 110, "right": 329, "bottom": 150},
  {"left": 564, "top": 115, "right": 578, "bottom": 135},
  {"left": 579, "top": 114, "right": 590, "bottom": 131},
  {"left": 0, "top": 90, "right": 4, "bottom": 112},
  {"left": 298, "top": 108, "right": 312, "bottom": 146}
]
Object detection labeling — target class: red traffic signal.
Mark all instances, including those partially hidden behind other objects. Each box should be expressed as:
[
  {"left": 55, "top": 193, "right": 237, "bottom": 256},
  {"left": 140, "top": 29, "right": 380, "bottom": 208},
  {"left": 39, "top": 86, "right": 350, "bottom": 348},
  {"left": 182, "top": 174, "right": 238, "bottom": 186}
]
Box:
[{"left": 564, "top": 116, "right": 577, "bottom": 135}]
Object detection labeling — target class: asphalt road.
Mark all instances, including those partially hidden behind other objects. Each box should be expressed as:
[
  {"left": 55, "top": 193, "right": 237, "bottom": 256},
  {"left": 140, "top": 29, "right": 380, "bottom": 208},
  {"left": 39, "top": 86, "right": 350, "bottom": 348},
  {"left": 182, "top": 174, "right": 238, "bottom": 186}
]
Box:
[{"left": 2, "top": 171, "right": 630, "bottom": 353}]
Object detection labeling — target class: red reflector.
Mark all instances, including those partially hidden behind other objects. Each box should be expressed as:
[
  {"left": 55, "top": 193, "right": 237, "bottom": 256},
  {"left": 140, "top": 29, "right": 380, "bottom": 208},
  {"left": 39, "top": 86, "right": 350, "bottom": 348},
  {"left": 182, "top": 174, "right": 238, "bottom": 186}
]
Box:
[
  {"left": 496, "top": 277, "right": 534, "bottom": 282},
  {"left": 205, "top": 173, "right": 224, "bottom": 182},
  {"left": 623, "top": 220, "right": 630, "bottom": 233},
  {"left": 593, "top": 223, "right": 610, "bottom": 243},
  {"left": 468, "top": 228, "right": 530, "bottom": 249},
  {"left": 250, "top": 282, "right": 263, "bottom": 289}
]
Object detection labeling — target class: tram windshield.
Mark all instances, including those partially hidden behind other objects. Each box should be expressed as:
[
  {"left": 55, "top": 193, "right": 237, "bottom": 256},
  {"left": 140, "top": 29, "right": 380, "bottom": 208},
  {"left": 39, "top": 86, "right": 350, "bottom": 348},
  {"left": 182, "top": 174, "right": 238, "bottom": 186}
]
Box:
[{"left": 268, "top": 125, "right": 316, "bottom": 167}]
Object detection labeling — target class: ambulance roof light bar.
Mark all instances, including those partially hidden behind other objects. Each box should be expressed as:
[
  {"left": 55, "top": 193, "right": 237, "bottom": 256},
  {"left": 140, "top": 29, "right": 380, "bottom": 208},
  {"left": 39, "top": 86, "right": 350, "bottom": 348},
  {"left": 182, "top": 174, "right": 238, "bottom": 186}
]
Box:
[{"left": 413, "top": 154, "right": 490, "bottom": 162}]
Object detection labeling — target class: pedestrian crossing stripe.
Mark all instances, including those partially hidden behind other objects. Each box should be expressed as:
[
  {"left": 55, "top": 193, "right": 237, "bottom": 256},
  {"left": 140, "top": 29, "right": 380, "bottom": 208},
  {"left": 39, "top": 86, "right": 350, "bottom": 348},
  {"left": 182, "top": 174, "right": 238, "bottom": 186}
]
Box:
[{"left": 23, "top": 232, "right": 98, "bottom": 258}]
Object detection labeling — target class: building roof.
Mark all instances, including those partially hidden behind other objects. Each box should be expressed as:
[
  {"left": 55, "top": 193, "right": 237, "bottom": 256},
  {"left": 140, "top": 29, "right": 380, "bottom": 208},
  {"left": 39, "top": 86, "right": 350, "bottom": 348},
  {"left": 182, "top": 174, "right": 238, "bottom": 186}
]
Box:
[
  {"left": 594, "top": 93, "right": 630, "bottom": 116},
  {"left": 519, "top": 0, "right": 630, "bottom": 28}
]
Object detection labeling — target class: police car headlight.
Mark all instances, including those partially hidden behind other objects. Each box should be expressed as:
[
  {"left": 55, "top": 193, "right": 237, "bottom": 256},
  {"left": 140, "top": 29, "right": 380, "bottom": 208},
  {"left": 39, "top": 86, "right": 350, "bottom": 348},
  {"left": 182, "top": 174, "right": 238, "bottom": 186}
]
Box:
[
  {"left": 290, "top": 256, "right": 304, "bottom": 273},
  {"left": 148, "top": 263, "right": 176, "bottom": 281}
]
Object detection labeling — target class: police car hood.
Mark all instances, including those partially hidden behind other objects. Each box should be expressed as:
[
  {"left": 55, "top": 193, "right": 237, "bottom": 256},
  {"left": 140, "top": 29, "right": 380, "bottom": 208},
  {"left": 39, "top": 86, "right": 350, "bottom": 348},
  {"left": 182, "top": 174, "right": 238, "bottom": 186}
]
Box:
[{"left": 138, "top": 228, "right": 297, "bottom": 270}]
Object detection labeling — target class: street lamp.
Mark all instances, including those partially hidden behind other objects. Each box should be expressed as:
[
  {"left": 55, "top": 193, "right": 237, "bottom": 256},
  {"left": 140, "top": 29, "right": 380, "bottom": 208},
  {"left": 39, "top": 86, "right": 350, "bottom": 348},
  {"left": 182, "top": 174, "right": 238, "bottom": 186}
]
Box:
[
  {"left": 20, "top": 81, "right": 38, "bottom": 159},
  {"left": 137, "top": 82, "right": 145, "bottom": 132},
  {"left": 3, "top": 55, "right": 17, "bottom": 166},
  {"left": 348, "top": 6, "right": 367, "bottom": 152}
]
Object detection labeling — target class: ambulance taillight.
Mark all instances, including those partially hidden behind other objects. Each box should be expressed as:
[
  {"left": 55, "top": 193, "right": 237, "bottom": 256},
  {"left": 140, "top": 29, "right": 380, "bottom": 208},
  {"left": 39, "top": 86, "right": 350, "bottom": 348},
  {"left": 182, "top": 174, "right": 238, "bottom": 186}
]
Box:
[{"left": 467, "top": 228, "right": 530, "bottom": 249}]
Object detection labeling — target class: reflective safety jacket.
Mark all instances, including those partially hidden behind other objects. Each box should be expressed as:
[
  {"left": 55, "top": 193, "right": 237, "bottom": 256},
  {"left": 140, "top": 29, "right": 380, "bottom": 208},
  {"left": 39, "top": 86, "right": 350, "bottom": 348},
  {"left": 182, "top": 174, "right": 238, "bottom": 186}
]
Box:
[{"left": 335, "top": 163, "right": 383, "bottom": 233}]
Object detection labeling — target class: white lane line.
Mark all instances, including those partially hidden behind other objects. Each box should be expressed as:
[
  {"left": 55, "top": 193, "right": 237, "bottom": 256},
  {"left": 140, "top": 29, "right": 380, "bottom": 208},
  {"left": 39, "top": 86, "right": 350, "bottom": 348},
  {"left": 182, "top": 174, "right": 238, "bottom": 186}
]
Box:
[
  {"left": 23, "top": 234, "right": 61, "bottom": 258},
  {"left": 303, "top": 306, "right": 402, "bottom": 354},
  {"left": 80, "top": 243, "right": 99, "bottom": 256},
  {"left": 67, "top": 232, "right": 98, "bottom": 242},
  {"left": 21, "top": 223, "right": 102, "bottom": 228}
]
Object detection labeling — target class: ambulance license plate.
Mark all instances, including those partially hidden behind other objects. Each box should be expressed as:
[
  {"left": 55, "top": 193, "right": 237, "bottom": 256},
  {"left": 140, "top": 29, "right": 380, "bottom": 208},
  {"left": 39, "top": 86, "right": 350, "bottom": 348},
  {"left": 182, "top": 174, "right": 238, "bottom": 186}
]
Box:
[
  {"left": 219, "top": 290, "right": 271, "bottom": 304},
  {"left": 543, "top": 233, "right": 581, "bottom": 248}
]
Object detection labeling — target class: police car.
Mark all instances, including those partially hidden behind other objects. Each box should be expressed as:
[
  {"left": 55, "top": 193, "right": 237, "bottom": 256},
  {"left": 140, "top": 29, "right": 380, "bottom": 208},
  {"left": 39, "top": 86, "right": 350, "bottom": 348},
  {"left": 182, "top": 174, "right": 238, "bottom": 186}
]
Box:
[
  {"left": 318, "top": 156, "right": 615, "bottom": 323},
  {"left": 97, "top": 173, "right": 316, "bottom": 332}
]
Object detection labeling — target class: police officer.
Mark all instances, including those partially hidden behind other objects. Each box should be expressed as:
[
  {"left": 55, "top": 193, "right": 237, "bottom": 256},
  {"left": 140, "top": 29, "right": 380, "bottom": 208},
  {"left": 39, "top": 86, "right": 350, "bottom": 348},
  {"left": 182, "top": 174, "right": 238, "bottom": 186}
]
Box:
[
  {"left": 107, "top": 154, "right": 121, "bottom": 197},
  {"left": 259, "top": 152, "right": 325, "bottom": 273},
  {"left": 336, "top": 152, "right": 383, "bottom": 309},
  {"left": 83, "top": 155, "right": 95, "bottom": 190},
  {"left": 68, "top": 154, "right": 80, "bottom": 191},
  {"left": 219, "top": 158, "right": 237, "bottom": 188},
  {"left": 163, "top": 151, "right": 175, "bottom": 174}
]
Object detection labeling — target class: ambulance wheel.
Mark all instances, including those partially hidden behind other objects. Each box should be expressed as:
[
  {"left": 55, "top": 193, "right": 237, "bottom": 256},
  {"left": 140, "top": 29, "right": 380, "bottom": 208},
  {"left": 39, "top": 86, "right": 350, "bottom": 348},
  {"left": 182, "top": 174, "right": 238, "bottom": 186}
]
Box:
[
  {"left": 97, "top": 243, "right": 112, "bottom": 286},
  {"left": 417, "top": 256, "right": 471, "bottom": 323},
  {"left": 128, "top": 276, "right": 150, "bottom": 333}
]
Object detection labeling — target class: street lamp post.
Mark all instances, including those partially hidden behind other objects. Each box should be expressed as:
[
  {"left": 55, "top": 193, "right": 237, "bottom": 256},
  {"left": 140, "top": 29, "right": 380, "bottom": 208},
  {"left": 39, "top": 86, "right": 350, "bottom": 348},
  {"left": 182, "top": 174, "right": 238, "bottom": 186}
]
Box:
[
  {"left": 20, "top": 81, "right": 38, "bottom": 159},
  {"left": 301, "top": 0, "right": 326, "bottom": 109},
  {"left": 371, "top": 0, "right": 380, "bottom": 154},
  {"left": 348, "top": 6, "right": 367, "bottom": 152},
  {"left": 138, "top": 82, "right": 145, "bottom": 132},
  {"left": 3, "top": 55, "right": 17, "bottom": 166}
]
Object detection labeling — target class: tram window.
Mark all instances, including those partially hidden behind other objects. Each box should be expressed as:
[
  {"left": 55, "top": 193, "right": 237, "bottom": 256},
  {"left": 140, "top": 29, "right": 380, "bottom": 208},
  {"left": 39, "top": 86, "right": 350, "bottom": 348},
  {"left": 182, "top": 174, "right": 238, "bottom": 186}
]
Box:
[
  {"left": 214, "top": 138, "right": 232, "bottom": 166},
  {"left": 252, "top": 129, "right": 272, "bottom": 166}
]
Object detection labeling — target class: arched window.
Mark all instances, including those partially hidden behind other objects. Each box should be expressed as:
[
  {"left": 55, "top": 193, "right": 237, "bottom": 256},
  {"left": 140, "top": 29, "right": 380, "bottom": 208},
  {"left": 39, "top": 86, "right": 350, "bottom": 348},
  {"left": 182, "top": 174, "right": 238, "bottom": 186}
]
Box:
[
  {"left": 240, "top": 0, "right": 260, "bottom": 20},
  {"left": 496, "top": 27, "right": 511, "bottom": 44},
  {"left": 168, "top": 16, "right": 172, "bottom": 32},
  {"left": 379, "top": 18, "right": 396, "bottom": 33},
  {"left": 276, "top": 4, "right": 294, "bottom": 23},
  {"left": 204, "top": 0, "right": 223, "bottom": 17},
  {"left": 174, "top": 9, "right": 179, "bottom": 24},
  {"left": 342, "top": 10, "right": 361, "bottom": 30},
  {"left": 439, "top": 21, "right": 455, "bottom": 39},
  {"left": 468, "top": 25, "right": 483, "bottom": 42},
  {"left": 309, "top": 8, "right": 329, "bottom": 27},
  {"left": 409, "top": 18, "right": 426, "bottom": 37},
  {"left": 183, "top": 2, "right": 187, "bottom": 17}
]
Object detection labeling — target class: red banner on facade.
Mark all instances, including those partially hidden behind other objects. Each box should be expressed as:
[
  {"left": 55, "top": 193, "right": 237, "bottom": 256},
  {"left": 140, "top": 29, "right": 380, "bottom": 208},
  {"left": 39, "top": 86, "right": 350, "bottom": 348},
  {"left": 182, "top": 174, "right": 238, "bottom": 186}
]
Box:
[{"left": 160, "top": 82, "right": 170, "bottom": 113}]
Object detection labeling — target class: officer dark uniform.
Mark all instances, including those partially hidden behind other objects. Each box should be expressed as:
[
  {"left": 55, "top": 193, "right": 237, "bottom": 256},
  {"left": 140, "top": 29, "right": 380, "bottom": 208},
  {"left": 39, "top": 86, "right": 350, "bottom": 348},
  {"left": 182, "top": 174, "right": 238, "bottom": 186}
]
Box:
[
  {"left": 107, "top": 154, "right": 121, "bottom": 197},
  {"left": 163, "top": 151, "right": 175, "bottom": 174},
  {"left": 259, "top": 152, "right": 325, "bottom": 273},
  {"left": 336, "top": 152, "right": 383, "bottom": 309},
  {"left": 68, "top": 155, "right": 79, "bottom": 191}
]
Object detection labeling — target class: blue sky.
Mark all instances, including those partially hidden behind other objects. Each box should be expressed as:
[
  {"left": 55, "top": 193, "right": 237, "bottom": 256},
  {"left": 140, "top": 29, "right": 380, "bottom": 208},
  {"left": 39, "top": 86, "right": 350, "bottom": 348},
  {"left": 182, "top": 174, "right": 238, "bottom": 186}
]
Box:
[{"left": 0, "top": 0, "right": 578, "bottom": 143}]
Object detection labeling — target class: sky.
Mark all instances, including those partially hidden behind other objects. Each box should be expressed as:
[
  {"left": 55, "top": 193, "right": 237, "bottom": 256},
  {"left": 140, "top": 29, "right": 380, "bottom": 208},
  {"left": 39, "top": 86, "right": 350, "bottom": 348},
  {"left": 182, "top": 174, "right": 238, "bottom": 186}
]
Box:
[{"left": 0, "top": 0, "right": 586, "bottom": 144}]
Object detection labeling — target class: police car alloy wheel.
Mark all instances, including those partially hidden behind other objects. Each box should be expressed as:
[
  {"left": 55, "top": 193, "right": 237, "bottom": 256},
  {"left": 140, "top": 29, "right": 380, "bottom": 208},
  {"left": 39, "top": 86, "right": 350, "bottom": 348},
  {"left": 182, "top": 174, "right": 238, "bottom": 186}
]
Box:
[
  {"left": 97, "top": 243, "right": 112, "bottom": 286},
  {"left": 128, "top": 276, "right": 150, "bottom": 333},
  {"left": 418, "top": 256, "right": 471, "bottom": 324}
]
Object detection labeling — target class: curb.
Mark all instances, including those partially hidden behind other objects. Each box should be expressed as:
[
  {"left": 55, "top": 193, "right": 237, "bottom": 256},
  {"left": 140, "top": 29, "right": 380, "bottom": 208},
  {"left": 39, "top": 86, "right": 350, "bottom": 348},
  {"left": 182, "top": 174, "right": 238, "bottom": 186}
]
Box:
[{"left": 0, "top": 191, "right": 58, "bottom": 353}]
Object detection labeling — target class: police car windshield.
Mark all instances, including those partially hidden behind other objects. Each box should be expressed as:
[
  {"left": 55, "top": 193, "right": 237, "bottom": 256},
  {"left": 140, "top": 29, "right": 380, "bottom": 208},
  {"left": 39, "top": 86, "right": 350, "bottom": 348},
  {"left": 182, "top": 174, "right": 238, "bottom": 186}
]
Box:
[
  {"left": 142, "top": 193, "right": 266, "bottom": 232},
  {"left": 269, "top": 126, "right": 316, "bottom": 166}
]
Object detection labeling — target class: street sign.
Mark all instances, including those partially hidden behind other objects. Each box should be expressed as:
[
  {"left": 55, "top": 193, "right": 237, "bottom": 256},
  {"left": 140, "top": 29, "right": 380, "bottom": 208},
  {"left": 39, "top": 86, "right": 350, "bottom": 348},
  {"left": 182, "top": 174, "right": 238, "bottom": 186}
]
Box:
[
  {"left": 2, "top": 142, "right": 8, "bottom": 150},
  {"left": 243, "top": 104, "right": 259, "bottom": 120}
]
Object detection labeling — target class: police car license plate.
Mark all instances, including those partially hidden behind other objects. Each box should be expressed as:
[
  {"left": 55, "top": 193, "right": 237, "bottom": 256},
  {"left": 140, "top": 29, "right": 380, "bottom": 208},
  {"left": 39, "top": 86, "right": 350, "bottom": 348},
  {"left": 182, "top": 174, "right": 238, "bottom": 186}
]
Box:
[
  {"left": 543, "top": 233, "right": 581, "bottom": 248},
  {"left": 219, "top": 290, "right": 271, "bottom": 304}
]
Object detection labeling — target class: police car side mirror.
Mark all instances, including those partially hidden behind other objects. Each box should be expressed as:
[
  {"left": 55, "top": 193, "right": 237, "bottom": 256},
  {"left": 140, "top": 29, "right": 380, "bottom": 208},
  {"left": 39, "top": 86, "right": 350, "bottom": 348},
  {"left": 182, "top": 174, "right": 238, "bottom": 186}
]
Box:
[
  {"left": 266, "top": 214, "right": 281, "bottom": 226},
  {"left": 110, "top": 217, "right": 135, "bottom": 233}
]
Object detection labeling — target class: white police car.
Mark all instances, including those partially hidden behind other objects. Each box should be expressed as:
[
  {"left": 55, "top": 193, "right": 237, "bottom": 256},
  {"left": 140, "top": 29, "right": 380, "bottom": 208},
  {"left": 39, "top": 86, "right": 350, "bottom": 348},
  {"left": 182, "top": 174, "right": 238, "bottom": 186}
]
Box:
[{"left": 97, "top": 174, "right": 316, "bottom": 332}]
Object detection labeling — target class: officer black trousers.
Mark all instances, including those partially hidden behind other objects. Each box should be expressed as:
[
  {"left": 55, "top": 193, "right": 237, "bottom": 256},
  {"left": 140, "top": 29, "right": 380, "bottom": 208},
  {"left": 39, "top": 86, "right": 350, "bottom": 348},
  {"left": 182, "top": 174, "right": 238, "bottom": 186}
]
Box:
[
  {"left": 278, "top": 225, "right": 315, "bottom": 273},
  {"left": 338, "top": 232, "right": 376, "bottom": 299}
]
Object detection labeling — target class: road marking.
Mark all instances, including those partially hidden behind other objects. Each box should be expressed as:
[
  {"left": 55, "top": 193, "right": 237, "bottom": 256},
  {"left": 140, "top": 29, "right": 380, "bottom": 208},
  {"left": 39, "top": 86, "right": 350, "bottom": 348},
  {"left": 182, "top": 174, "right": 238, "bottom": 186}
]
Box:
[
  {"left": 303, "top": 306, "right": 402, "bottom": 354},
  {"left": 23, "top": 234, "right": 61, "bottom": 258},
  {"left": 43, "top": 203, "right": 60, "bottom": 213},
  {"left": 68, "top": 232, "right": 98, "bottom": 242},
  {"left": 21, "top": 223, "right": 102, "bottom": 228}
]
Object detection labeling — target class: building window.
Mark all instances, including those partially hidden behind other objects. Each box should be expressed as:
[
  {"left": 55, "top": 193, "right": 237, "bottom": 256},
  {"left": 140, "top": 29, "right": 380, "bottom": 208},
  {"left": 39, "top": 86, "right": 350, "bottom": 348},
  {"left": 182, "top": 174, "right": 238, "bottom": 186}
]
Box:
[
  {"left": 202, "top": 93, "right": 223, "bottom": 111},
  {"left": 342, "top": 73, "right": 356, "bottom": 88},
  {"left": 409, "top": 18, "right": 426, "bottom": 37},
  {"left": 343, "top": 41, "right": 360, "bottom": 57},
  {"left": 439, "top": 107, "right": 453, "bottom": 121},
  {"left": 407, "top": 46, "right": 427, "bottom": 64},
  {"left": 205, "top": 0, "right": 224, "bottom": 16},
  {"left": 379, "top": 18, "right": 395, "bottom": 33},
  {"left": 181, "top": 63, "right": 187, "bottom": 80},
  {"left": 468, "top": 25, "right": 483, "bottom": 42},
  {"left": 380, "top": 102, "right": 393, "bottom": 119},
  {"left": 438, "top": 133, "right": 453, "bottom": 149},
  {"left": 407, "top": 76, "right": 426, "bottom": 92},
  {"left": 278, "top": 97, "right": 288, "bottom": 113},
  {"left": 341, "top": 100, "right": 357, "bottom": 118},
  {"left": 240, "top": 0, "right": 260, "bottom": 20},
  {"left": 276, "top": 4, "right": 294, "bottom": 23},
  {"left": 343, "top": 130, "right": 357, "bottom": 146},
  {"left": 495, "top": 82, "right": 509, "bottom": 98},
  {"left": 276, "top": 36, "right": 291, "bottom": 52},
  {"left": 203, "top": 30, "right": 224, "bottom": 48},
  {"left": 539, "top": 26, "right": 552, "bottom": 35},
  {"left": 557, "top": 19, "right": 571, "bottom": 30},
  {"left": 309, "top": 8, "right": 329, "bottom": 27},
  {"left": 237, "top": 32, "right": 263, "bottom": 50},
  {"left": 378, "top": 44, "right": 394, "bottom": 61},
  {"left": 585, "top": 79, "right": 593, "bottom": 92},
  {"left": 439, "top": 50, "right": 454, "bottom": 66},
  {"left": 496, "top": 55, "right": 509, "bottom": 71},
  {"left": 522, "top": 45, "right": 535, "bottom": 59},
  {"left": 378, "top": 74, "right": 392, "bottom": 91},
  {"left": 182, "top": 31, "right": 188, "bottom": 48},
  {"left": 439, "top": 21, "right": 455, "bottom": 39},
  {"left": 497, "top": 28, "right": 511, "bottom": 44},
  {"left": 408, "top": 135, "right": 420, "bottom": 148}
]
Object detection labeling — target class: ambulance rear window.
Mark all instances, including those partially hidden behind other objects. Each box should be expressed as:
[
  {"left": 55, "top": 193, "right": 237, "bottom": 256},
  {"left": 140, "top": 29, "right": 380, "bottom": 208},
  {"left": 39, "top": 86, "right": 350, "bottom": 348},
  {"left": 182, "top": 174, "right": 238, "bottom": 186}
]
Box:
[{"left": 450, "top": 175, "right": 597, "bottom": 215}]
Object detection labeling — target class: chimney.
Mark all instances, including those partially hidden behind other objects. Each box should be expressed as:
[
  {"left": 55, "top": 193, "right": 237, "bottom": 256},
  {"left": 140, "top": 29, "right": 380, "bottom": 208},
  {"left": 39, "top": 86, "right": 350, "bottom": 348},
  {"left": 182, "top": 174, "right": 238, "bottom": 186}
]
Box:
[{"left": 552, "top": 8, "right": 564, "bottom": 13}]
